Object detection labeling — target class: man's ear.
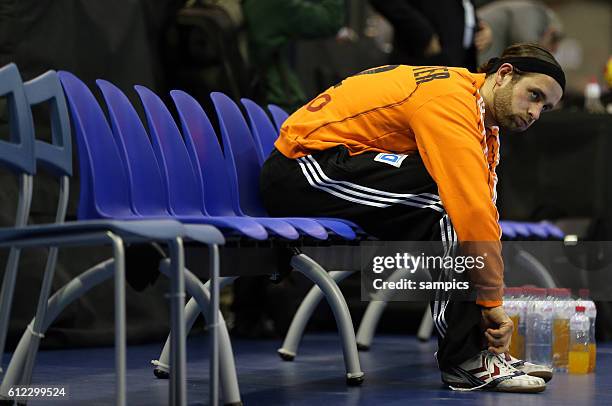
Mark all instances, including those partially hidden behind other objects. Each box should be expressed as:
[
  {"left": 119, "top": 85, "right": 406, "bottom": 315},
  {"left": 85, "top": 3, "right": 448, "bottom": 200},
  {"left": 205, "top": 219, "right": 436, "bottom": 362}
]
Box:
[{"left": 495, "top": 63, "right": 514, "bottom": 86}]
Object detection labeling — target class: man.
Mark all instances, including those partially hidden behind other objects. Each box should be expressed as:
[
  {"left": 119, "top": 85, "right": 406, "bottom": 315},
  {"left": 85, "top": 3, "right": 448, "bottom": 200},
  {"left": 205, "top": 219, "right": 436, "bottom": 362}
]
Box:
[
  {"left": 243, "top": 0, "right": 344, "bottom": 111},
  {"left": 477, "top": 0, "right": 564, "bottom": 65},
  {"left": 260, "top": 43, "right": 564, "bottom": 392},
  {"left": 369, "top": 0, "right": 492, "bottom": 71}
]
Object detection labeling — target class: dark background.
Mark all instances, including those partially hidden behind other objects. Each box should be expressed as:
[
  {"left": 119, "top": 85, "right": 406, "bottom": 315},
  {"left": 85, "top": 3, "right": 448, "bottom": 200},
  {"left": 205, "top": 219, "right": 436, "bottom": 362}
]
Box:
[{"left": 1, "top": 0, "right": 611, "bottom": 350}]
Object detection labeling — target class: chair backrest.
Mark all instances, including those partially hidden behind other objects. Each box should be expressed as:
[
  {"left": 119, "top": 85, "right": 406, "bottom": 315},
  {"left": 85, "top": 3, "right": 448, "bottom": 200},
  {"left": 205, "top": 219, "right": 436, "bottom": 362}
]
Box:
[
  {"left": 267, "top": 104, "right": 289, "bottom": 132},
  {"left": 507, "top": 221, "right": 530, "bottom": 239},
  {"left": 25, "top": 71, "right": 72, "bottom": 178},
  {"left": 499, "top": 221, "right": 517, "bottom": 240},
  {"left": 134, "top": 85, "right": 206, "bottom": 217},
  {"left": 0, "top": 63, "right": 35, "bottom": 175},
  {"left": 96, "top": 79, "right": 169, "bottom": 217},
  {"left": 210, "top": 92, "right": 267, "bottom": 217},
  {"left": 240, "top": 98, "right": 277, "bottom": 164},
  {"left": 541, "top": 221, "right": 564, "bottom": 240},
  {"left": 58, "top": 71, "right": 134, "bottom": 220},
  {"left": 170, "top": 90, "right": 237, "bottom": 217},
  {"left": 525, "top": 223, "right": 548, "bottom": 240}
]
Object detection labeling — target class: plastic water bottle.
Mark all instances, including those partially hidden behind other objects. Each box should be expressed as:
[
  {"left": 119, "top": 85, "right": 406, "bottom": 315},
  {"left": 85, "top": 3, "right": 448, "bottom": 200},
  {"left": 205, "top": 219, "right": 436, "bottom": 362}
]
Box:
[
  {"left": 550, "top": 288, "right": 572, "bottom": 372},
  {"left": 579, "top": 289, "right": 597, "bottom": 372},
  {"left": 568, "top": 305, "right": 590, "bottom": 374},
  {"left": 584, "top": 77, "right": 605, "bottom": 113},
  {"left": 504, "top": 287, "right": 524, "bottom": 359},
  {"left": 525, "top": 287, "right": 553, "bottom": 366}
]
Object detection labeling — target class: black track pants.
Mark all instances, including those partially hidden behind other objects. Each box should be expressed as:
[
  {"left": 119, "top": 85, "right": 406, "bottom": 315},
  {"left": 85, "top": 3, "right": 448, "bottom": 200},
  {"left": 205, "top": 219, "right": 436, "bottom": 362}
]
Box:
[{"left": 261, "top": 146, "right": 486, "bottom": 369}]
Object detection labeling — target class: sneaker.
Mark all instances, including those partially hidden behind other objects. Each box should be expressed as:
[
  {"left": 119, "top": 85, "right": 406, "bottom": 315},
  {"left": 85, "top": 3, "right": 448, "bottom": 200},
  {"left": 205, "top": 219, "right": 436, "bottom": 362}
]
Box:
[
  {"left": 441, "top": 350, "right": 546, "bottom": 393},
  {"left": 505, "top": 353, "right": 553, "bottom": 382}
]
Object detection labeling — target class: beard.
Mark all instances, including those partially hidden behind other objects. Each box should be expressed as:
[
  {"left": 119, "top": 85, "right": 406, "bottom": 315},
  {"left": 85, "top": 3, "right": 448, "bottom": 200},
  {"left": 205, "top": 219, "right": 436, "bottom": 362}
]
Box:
[{"left": 492, "top": 85, "right": 522, "bottom": 133}]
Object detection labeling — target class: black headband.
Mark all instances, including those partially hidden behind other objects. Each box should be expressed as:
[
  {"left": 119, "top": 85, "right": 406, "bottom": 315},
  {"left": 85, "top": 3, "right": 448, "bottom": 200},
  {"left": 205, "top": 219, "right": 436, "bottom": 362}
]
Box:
[{"left": 486, "top": 56, "right": 565, "bottom": 92}]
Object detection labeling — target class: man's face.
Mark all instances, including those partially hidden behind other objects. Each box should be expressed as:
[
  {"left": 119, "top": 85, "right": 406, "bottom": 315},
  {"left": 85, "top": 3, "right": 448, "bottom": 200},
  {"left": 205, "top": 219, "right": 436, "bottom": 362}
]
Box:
[{"left": 491, "top": 71, "right": 563, "bottom": 133}]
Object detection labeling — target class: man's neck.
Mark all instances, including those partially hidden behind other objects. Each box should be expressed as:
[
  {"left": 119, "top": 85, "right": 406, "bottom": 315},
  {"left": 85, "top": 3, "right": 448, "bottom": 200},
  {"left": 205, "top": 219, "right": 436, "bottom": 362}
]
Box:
[{"left": 480, "top": 77, "right": 497, "bottom": 128}]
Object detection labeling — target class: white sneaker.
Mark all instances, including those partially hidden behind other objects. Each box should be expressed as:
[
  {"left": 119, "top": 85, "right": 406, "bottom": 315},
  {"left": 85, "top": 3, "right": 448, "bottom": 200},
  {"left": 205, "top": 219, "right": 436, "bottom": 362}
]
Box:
[
  {"left": 505, "top": 352, "right": 553, "bottom": 382},
  {"left": 441, "top": 350, "right": 546, "bottom": 393}
]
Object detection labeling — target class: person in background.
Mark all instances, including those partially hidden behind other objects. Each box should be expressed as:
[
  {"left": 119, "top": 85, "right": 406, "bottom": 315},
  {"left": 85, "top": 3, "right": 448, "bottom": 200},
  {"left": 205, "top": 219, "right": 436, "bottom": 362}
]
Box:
[
  {"left": 369, "top": 0, "right": 493, "bottom": 71},
  {"left": 477, "top": 0, "right": 563, "bottom": 65},
  {"left": 243, "top": 0, "right": 345, "bottom": 112}
]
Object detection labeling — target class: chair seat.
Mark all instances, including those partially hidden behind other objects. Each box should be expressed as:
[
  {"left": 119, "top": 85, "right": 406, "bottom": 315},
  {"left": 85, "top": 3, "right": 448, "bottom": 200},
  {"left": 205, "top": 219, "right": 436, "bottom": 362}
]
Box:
[
  {"left": 246, "top": 217, "right": 300, "bottom": 240},
  {"left": 313, "top": 218, "right": 356, "bottom": 240},
  {"left": 0, "top": 219, "right": 224, "bottom": 246},
  {"left": 174, "top": 214, "right": 269, "bottom": 241},
  {"left": 525, "top": 223, "right": 548, "bottom": 239},
  {"left": 499, "top": 220, "right": 565, "bottom": 241},
  {"left": 278, "top": 217, "right": 329, "bottom": 240}
]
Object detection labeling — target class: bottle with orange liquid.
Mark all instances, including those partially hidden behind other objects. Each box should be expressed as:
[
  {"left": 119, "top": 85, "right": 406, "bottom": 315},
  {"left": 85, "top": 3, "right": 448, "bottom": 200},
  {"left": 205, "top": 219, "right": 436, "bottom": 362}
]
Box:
[
  {"left": 550, "top": 288, "right": 572, "bottom": 372},
  {"left": 568, "top": 305, "right": 590, "bottom": 374},
  {"left": 504, "top": 287, "right": 525, "bottom": 359},
  {"left": 578, "top": 289, "right": 597, "bottom": 373}
]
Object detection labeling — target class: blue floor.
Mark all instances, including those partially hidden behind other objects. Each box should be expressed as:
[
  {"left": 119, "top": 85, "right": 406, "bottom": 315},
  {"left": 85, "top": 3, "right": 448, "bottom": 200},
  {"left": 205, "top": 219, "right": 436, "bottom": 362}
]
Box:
[{"left": 5, "top": 334, "right": 611, "bottom": 405}]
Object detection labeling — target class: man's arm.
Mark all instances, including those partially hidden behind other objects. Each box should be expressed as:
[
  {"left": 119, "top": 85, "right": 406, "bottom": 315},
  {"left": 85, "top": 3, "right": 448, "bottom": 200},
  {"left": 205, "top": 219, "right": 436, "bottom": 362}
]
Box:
[{"left": 409, "top": 91, "right": 504, "bottom": 307}]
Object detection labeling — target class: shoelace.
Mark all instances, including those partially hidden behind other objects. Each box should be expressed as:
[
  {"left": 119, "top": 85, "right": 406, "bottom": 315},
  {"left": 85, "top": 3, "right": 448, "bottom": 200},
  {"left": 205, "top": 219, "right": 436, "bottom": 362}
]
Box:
[{"left": 449, "top": 352, "right": 517, "bottom": 392}]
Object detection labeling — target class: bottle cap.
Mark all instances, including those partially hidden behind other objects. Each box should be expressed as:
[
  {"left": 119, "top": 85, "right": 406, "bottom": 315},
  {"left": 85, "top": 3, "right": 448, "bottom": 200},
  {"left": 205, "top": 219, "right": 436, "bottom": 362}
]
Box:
[
  {"left": 558, "top": 288, "right": 572, "bottom": 298},
  {"left": 585, "top": 79, "right": 601, "bottom": 98},
  {"left": 576, "top": 305, "right": 586, "bottom": 312},
  {"left": 504, "top": 287, "right": 521, "bottom": 297}
]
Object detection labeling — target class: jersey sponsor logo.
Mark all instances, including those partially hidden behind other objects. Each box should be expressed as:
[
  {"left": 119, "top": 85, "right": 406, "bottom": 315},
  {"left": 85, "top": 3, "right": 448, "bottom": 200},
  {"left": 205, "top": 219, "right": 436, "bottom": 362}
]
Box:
[{"left": 374, "top": 153, "right": 408, "bottom": 168}]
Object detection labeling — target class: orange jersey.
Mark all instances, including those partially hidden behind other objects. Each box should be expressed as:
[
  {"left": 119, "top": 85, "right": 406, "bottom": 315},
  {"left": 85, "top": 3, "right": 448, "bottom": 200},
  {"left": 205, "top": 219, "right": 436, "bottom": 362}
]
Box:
[{"left": 275, "top": 65, "right": 503, "bottom": 306}]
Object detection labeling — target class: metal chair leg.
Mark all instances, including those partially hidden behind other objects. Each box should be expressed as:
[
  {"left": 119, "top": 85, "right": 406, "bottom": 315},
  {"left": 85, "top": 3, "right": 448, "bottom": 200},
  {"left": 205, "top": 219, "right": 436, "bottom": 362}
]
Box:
[
  {"left": 154, "top": 262, "right": 241, "bottom": 406},
  {"left": 1, "top": 260, "right": 115, "bottom": 398},
  {"left": 290, "top": 254, "right": 364, "bottom": 385},
  {"left": 278, "top": 271, "right": 354, "bottom": 361}
]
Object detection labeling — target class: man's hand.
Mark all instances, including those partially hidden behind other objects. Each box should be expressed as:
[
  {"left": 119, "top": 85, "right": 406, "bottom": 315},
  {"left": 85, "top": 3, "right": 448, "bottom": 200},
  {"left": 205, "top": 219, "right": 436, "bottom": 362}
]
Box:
[
  {"left": 481, "top": 306, "right": 513, "bottom": 354},
  {"left": 474, "top": 21, "right": 493, "bottom": 52}
]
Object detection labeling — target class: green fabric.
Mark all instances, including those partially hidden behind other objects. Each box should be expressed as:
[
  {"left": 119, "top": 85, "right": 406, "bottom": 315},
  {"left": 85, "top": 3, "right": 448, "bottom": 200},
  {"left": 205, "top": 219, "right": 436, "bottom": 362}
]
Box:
[{"left": 244, "top": 0, "right": 344, "bottom": 111}]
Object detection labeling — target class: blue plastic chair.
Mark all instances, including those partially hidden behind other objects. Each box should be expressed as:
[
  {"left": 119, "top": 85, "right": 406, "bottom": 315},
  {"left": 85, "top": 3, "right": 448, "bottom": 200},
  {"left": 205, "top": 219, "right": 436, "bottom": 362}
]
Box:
[
  {"left": 95, "top": 80, "right": 249, "bottom": 405},
  {"left": 499, "top": 220, "right": 517, "bottom": 240},
  {"left": 169, "top": 89, "right": 364, "bottom": 386},
  {"left": 267, "top": 103, "right": 289, "bottom": 132},
  {"left": 6, "top": 69, "right": 72, "bottom": 390},
  {"left": 0, "top": 68, "right": 223, "bottom": 406},
  {"left": 240, "top": 98, "right": 277, "bottom": 164},
  {"left": 540, "top": 221, "right": 564, "bottom": 240},
  {"left": 211, "top": 92, "right": 356, "bottom": 240},
  {"left": 133, "top": 85, "right": 307, "bottom": 241},
  {"left": 0, "top": 63, "right": 36, "bottom": 378},
  {"left": 509, "top": 221, "right": 531, "bottom": 239},
  {"left": 241, "top": 98, "right": 364, "bottom": 237},
  {"left": 95, "top": 79, "right": 268, "bottom": 242},
  {"left": 525, "top": 222, "right": 549, "bottom": 240}
]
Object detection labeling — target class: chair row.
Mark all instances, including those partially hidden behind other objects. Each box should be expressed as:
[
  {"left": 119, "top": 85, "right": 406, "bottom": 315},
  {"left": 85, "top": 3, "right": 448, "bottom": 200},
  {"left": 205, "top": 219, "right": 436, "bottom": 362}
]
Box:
[
  {"left": 0, "top": 64, "right": 228, "bottom": 406},
  {"left": 0, "top": 64, "right": 367, "bottom": 405}
]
